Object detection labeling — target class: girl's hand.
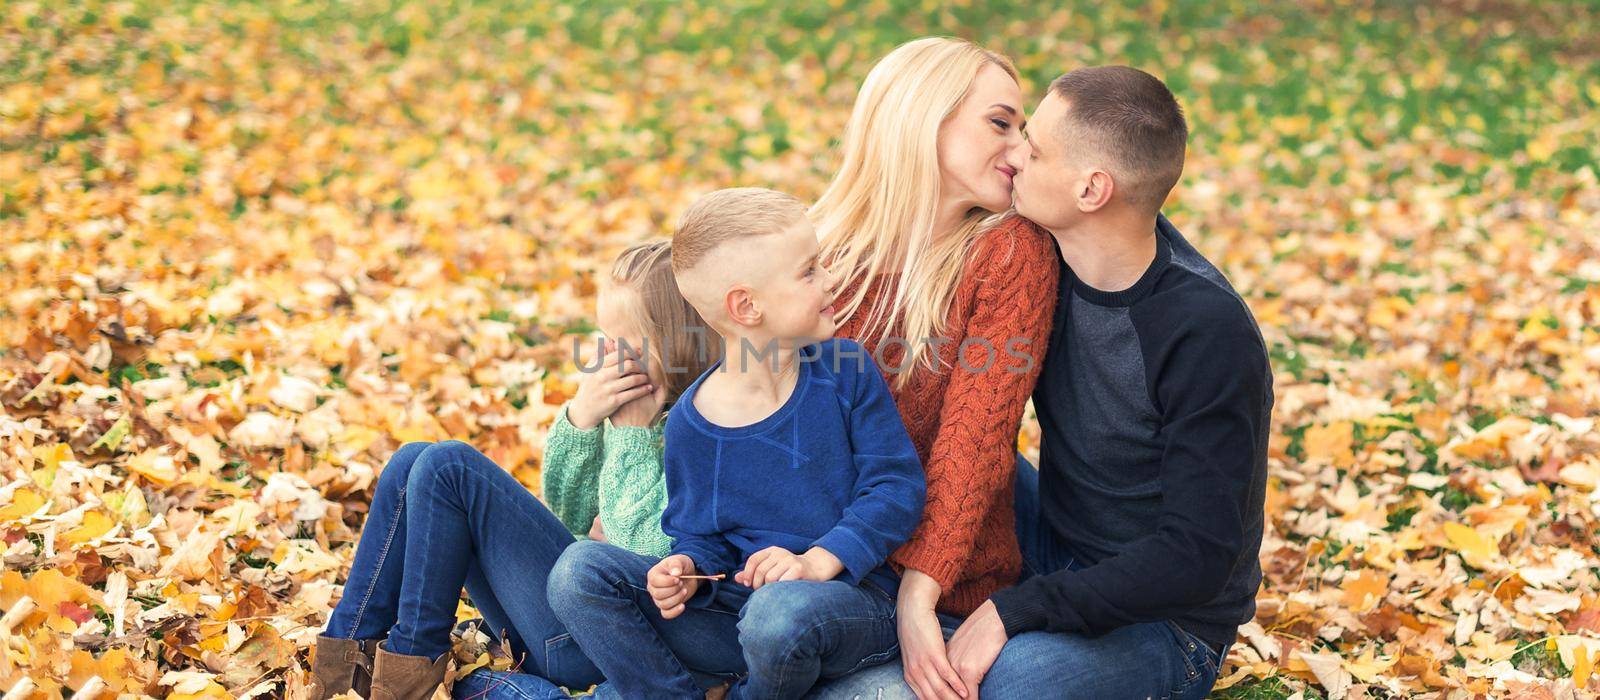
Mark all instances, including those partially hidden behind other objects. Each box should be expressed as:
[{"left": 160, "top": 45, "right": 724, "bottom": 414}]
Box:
[
  {"left": 898, "top": 569, "right": 969, "bottom": 700},
  {"left": 609, "top": 380, "right": 666, "bottom": 428},
  {"left": 568, "top": 338, "right": 654, "bottom": 430}
]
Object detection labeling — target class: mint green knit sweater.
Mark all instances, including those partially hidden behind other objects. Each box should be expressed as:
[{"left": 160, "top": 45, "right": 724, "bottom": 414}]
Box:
[{"left": 540, "top": 402, "right": 673, "bottom": 557}]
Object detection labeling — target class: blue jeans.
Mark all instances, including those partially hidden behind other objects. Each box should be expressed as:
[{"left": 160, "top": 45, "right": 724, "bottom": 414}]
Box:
[
  {"left": 809, "top": 454, "right": 1231, "bottom": 699},
  {"left": 547, "top": 540, "right": 901, "bottom": 700},
  {"left": 322, "top": 440, "right": 599, "bottom": 699}
]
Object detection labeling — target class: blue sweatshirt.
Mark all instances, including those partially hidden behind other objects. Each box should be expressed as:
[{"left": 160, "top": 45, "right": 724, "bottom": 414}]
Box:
[{"left": 661, "top": 338, "right": 926, "bottom": 604}]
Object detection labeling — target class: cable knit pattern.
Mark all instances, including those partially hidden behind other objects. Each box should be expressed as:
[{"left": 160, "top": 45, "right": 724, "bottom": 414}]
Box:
[
  {"left": 541, "top": 402, "right": 673, "bottom": 558},
  {"left": 832, "top": 215, "right": 1059, "bottom": 616}
]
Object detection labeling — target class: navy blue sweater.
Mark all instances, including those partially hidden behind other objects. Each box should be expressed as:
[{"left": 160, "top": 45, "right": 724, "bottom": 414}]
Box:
[{"left": 662, "top": 338, "right": 926, "bottom": 603}]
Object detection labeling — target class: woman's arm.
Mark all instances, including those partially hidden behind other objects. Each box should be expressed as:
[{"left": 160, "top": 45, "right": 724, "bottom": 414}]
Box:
[
  {"left": 894, "top": 220, "right": 1059, "bottom": 700},
  {"left": 595, "top": 422, "right": 674, "bottom": 558},
  {"left": 890, "top": 220, "right": 1058, "bottom": 595},
  {"left": 541, "top": 402, "right": 605, "bottom": 539}
]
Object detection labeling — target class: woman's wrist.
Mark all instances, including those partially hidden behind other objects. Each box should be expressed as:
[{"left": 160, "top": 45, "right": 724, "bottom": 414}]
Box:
[{"left": 896, "top": 568, "right": 942, "bottom": 611}]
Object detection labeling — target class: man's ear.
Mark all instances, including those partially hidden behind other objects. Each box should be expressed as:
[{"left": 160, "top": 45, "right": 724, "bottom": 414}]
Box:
[
  {"left": 725, "top": 286, "right": 761, "bottom": 327},
  {"left": 1078, "top": 170, "right": 1115, "bottom": 213}
]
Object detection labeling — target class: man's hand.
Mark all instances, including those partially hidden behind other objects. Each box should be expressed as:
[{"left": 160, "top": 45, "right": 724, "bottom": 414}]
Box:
[
  {"left": 945, "top": 600, "right": 1009, "bottom": 693},
  {"left": 733, "top": 546, "right": 844, "bottom": 589},
  {"left": 647, "top": 554, "right": 700, "bottom": 619},
  {"left": 897, "top": 569, "right": 969, "bottom": 700}
]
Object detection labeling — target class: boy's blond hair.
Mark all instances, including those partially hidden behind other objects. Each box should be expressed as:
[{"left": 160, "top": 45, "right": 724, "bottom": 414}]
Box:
[{"left": 670, "top": 188, "right": 808, "bottom": 276}]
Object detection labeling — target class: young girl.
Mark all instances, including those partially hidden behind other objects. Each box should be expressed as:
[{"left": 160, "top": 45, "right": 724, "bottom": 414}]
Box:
[{"left": 310, "top": 240, "right": 721, "bottom": 700}]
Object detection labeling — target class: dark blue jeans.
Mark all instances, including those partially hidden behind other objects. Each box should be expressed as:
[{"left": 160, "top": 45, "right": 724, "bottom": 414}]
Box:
[
  {"left": 322, "top": 440, "right": 599, "bottom": 699},
  {"left": 809, "top": 454, "right": 1231, "bottom": 699},
  {"left": 547, "top": 540, "right": 901, "bottom": 700}
]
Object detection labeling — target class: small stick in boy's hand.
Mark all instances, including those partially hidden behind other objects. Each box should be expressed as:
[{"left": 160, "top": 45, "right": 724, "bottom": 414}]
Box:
[{"left": 675, "top": 573, "right": 725, "bottom": 580}]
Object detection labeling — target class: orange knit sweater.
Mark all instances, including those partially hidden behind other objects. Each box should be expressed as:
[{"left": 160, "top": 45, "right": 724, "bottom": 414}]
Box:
[{"left": 831, "top": 216, "right": 1059, "bottom": 617}]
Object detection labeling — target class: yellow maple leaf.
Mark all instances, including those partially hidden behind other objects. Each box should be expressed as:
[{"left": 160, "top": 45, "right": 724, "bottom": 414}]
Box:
[
  {"left": 1340, "top": 569, "right": 1391, "bottom": 613},
  {"left": 0, "top": 487, "right": 48, "bottom": 523},
  {"left": 1443, "top": 522, "right": 1501, "bottom": 569},
  {"left": 62, "top": 510, "right": 115, "bottom": 546},
  {"left": 125, "top": 448, "right": 180, "bottom": 486},
  {"left": 1303, "top": 421, "right": 1355, "bottom": 467}
]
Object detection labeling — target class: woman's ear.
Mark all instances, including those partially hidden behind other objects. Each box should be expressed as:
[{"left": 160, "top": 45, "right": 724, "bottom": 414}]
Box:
[
  {"left": 725, "top": 286, "right": 762, "bottom": 327},
  {"left": 1078, "top": 170, "right": 1115, "bottom": 212}
]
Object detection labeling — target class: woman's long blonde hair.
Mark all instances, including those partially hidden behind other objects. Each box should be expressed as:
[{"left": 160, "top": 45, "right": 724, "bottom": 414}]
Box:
[{"left": 812, "top": 37, "right": 1018, "bottom": 388}]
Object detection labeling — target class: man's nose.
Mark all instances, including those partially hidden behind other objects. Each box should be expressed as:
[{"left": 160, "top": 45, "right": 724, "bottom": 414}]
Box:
[{"left": 1004, "top": 143, "right": 1028, "bottom": 172}]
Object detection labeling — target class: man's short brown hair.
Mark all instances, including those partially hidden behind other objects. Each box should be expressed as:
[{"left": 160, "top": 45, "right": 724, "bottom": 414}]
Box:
[
  {"left": 671, "top": 187, "right": 808, "bottom": 274},
  {"left": 1050, "top": 66, "right": 1188, "bottom": 214}
]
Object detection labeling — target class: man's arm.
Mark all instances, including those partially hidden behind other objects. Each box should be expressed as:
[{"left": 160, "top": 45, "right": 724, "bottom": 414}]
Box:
[{"left": 989, "top": 318, "right": 1270, "bottom": 637}]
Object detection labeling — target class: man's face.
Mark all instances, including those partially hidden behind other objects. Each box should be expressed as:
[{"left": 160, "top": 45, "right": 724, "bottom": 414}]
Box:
[{"left": 1009, "top": 93, "right": 1085, "bottom": 230}]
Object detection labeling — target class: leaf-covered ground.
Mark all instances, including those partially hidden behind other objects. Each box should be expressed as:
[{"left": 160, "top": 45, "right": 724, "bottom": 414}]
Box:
[{"left": 2, "top": 1, "right": 1598, "bottom": 697}]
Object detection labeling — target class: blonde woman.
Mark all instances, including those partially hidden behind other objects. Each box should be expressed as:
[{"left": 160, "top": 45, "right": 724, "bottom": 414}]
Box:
[{"left": 811, "top": 37, "right": 1059, "bottom": 699}]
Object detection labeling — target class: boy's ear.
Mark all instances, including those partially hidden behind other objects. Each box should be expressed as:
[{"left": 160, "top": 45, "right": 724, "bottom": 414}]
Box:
[{"left": 725, "top": 286, "right": 761, "bottom": 327}]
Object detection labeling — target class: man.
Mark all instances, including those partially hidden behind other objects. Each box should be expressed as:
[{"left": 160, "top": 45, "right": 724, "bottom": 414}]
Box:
[
  {"left": 812, "top": 66, "right": 1272, "bottom": 700},
  {"left": 944, "top": 65, "right": 1273, "bottom": 699}
]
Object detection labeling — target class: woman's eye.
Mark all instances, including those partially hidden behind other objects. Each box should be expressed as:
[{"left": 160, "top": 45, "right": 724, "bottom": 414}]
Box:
[{"left": 991, "top": 118, "right": 1010, "bottom": 130}]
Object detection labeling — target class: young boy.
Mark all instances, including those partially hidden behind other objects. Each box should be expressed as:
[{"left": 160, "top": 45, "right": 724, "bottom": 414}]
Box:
[{"left": 547, "top": 187, "right": 925, "bottom": 699}]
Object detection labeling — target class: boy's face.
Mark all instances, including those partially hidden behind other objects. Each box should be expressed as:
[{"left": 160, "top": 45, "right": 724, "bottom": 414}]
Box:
[{"left": 744, "top": 219, "right": 838, "bottom": 343}]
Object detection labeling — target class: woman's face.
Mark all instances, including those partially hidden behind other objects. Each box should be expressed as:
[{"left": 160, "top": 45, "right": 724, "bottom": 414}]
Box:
[{"left": 937, "top": 63, "right": 1026, "bottom": 215}]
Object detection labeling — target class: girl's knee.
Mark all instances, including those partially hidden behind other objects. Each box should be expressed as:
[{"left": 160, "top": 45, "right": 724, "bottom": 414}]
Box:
[
  {"left": 405, "top": 440, "right": 486, "bottom": 490},
  {"left": 376, "top": 441, "right": 433, "bottom": 495}
]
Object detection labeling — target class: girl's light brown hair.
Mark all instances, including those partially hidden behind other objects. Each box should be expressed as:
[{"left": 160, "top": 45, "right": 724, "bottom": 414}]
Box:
[{"left": 608, "top": 240, "right": 723, "bottom": 412}]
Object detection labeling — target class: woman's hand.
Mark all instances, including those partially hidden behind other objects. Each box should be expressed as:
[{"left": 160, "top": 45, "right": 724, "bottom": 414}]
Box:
[
  {"left": 568, "top": 338, "right": 655, "bottom": 429},
  {"left": 898, "top": 569, "right": 969, "bottom": 700},
  {"left": 588, "top": 515, "right": 607, "bottom": 542}
]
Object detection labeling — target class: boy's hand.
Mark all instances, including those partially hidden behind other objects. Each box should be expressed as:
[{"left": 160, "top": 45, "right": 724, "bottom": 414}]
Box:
[
  {"left": 734, "top": 546, "right": 845, "bottom": 589},
  {"left": 647, "top": 554, "right": 700, "bottom": 619}
]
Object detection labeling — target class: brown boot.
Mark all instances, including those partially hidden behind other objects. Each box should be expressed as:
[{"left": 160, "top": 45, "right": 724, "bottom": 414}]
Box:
[
  {"left": 309, "top": 635, "right": 376, "bottom": 699},
  {"left": 368, "top": 641, "right": 450, "bottom": 700}
]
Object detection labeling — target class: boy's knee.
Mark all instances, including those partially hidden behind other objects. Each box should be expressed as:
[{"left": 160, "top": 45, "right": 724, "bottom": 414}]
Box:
[{"left": 739, "top": 582, "right": 821, "bottom": 657}]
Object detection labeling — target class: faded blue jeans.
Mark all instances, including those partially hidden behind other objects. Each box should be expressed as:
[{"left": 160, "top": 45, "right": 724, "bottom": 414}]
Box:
[
  {"left": 808, "top": 454, "right": 1231, "bottom": 699},
  {"left": 322, "top": 440, "right": 597, "bottom": 699},
  {"left": 546, "top": 539, "right": 902, "bottom": 699}
]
